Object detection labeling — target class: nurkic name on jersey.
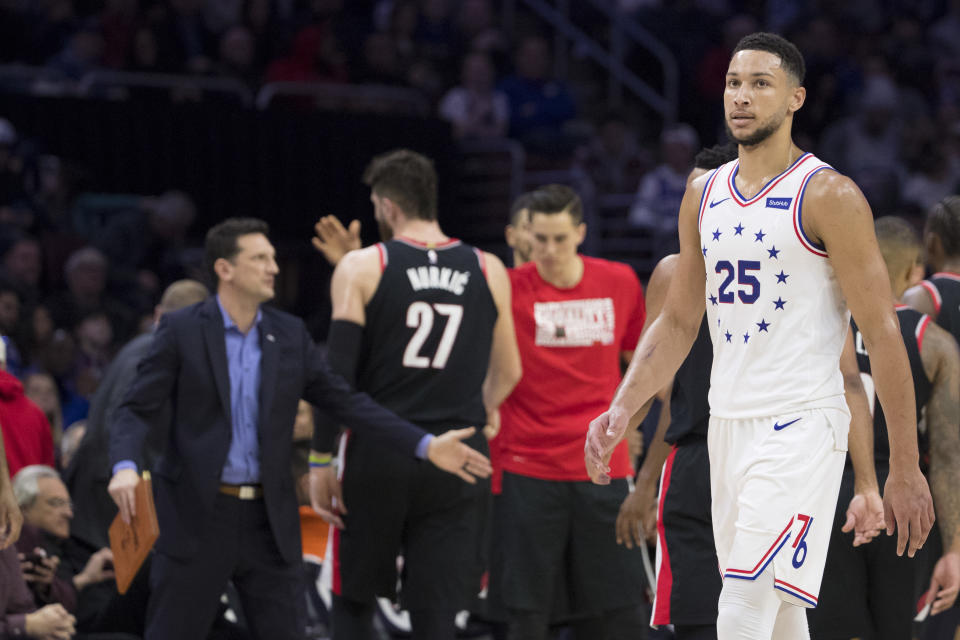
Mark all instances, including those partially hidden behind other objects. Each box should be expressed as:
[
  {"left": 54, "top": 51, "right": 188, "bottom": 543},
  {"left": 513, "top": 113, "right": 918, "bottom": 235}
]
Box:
[{"left": 698, "top": 153, "right": 850, "bottom": 419}]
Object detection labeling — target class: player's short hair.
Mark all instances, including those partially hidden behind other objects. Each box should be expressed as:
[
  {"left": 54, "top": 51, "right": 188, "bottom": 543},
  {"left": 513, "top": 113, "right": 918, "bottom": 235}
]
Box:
[
  {"left": 204, "top": 217, "right": 270, "bottom": 286},
  {"left": 363, "top": 149, "right": 438, "bottom": 221},
  {"left": 875, "top": 216, "right": 921, "bottom": 276},
  {"left": 694, "top": 142, "right": 739, "bottom": 171},
  {"left": 926, "top": 196, "right": 960, "bottom": 258},
  {"left": 159, "top": 279, "right": 210, "bottom": 312},
  {"left": 526, "top": 184, "right": 584, "bottom": 225},
  {"left": 732, "top": 32, "right": 805, "bottom": 85},
  {"left": 509, "top": 192, "right": 535, "bottom": 226}
]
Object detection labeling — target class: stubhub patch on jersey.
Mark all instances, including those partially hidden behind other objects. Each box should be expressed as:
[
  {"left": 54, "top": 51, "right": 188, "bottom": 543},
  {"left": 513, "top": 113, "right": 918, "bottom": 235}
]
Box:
[{"left": 766, "top": 197, "right": 793, "bottom": 210}]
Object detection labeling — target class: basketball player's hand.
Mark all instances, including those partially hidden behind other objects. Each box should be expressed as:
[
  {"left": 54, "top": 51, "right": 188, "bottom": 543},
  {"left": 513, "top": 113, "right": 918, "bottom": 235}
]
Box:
[
  {"left": 616, "top": 483, "right": 657, "bottom": 549},
  {"left": 428, "top": 427, "right": 493, "bottom": 484},
  {"left": 928, "top": 550, "right": 960, "bottom": 615},
  {"left": 883, "top": 467, "right": 935, "bottom": 557},
  {"left": 310, "top": 464, "right": 346, "bottom": 529},
  {"left": 312, "top": 215, "right": 361, "bottom": 266},
  {"left": 108, "top": 468, "right": 140, "bottom": 525},
  {"left": 585, "top": 406, "right": 629, "bottom": 484},
  {"left": 0, "top": 482, "right": 22, "bottom": 548},
  {"left": 842, "top": 490, "right": 884, "bottom": 546}
]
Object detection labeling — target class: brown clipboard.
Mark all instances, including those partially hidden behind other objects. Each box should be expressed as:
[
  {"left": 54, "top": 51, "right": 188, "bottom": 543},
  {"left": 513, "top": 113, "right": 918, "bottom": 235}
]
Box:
[{"left": 108, "top": 471, "right": 159, "bottom": 594}]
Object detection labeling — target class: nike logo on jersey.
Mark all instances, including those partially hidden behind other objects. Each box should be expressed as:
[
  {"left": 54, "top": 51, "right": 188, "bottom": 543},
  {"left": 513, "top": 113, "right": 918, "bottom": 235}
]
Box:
[
  {"left": 773, "top": 417, "right": 802, "bottom": 431},
  {"left": 709, "top": 197, "right": 730, "bottom": 208}
]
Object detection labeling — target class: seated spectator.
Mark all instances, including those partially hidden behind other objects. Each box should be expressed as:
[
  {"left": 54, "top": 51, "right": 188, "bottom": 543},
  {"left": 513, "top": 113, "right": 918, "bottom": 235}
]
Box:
[
  {"left": 23, "top": 372, "right": 63, "bottom": 452},
  {"left": 0, "top": 545, "right": 76, "bottom": 640},
  {"left": 574, "top": 110, "right": 649, "bottom": 195},
  {"left": 629, "top": 123, "right": 699, "bottom": 236},
  {"left": 454, "top": 0, "right": 509, "bottom": 67},
  {"left": 0, "top": 233, "right": 43, "bottom": 305},
  {"left": 215, "top": 25, "right": 260, "bottom": 89},
  {"left": 264, "top": 23, "right": 349, "bottom": 85},
  {"left": 45, "top": 247, "right": 135, "bottom": 346},
  {"left": 46, "top": 20, "right": 105, "bottom": 81},
  {"left": 12, "top": 465, "right": 145, "bottom": 637},
  {"left": 59, "top": 421, "right": 85, "bottom": 472},
  {"left": 438, "top": 51, "right": 508, "bottom": 140},
  {"left": 0, "top": 285, "right": 24, "bottom": 375},
  {"left": 498, "top": 34, "right": 577, "bottom": 153},
  {"left": 0, "top": 338, "right": 54, "bottom": 477}
]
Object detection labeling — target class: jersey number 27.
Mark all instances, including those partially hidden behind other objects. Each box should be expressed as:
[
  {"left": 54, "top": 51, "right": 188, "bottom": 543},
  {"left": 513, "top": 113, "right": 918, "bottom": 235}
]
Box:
[{"left": 403, "top": 302, "right": 463, "bottom": 369}]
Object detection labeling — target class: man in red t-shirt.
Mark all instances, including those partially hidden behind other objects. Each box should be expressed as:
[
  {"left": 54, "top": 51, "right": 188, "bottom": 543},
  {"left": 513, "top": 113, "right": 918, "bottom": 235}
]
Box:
[{"left": 495, "top": 184, "right": 647, "bottom": 640}]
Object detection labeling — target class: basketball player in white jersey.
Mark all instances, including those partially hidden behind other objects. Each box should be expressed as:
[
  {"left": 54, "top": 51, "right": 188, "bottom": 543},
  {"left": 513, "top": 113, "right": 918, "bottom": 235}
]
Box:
[{"left": 585, "top": 32, "right": 933, "bottom": 640}]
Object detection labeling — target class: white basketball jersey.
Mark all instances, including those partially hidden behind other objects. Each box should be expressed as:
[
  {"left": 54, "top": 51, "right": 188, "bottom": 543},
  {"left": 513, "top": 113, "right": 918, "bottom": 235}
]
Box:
[{"left": 698, "top": 152, "right": 849, "bottom": 418}]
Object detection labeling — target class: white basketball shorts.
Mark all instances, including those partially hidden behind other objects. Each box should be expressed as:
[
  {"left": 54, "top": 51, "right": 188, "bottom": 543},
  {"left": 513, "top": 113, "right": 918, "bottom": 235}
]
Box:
[{"left": 708, "top": 406, "right": 848, "bottom": 608}]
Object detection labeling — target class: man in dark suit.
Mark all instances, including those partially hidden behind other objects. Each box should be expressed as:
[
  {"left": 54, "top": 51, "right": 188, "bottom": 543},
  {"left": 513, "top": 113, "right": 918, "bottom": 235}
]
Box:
[
  {"left": 107, "top": 217, "right": 491, "bottom": 640},
  {"left": 66, "top": 278, "right": 209, "bottom": 552}
]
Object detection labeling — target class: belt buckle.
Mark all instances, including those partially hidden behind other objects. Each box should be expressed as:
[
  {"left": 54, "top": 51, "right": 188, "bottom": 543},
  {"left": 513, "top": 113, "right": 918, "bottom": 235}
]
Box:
[{"left": 238, "top": 485, "right": 256, "bottom": 500}]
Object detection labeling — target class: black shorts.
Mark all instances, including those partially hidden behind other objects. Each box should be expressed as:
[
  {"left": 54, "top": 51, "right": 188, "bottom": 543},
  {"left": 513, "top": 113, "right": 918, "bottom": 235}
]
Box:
[
  {"left": 331, "top": 429, "right": 490, "bottom": 612},
  {"left": 654, "top": 437, "right": 721, "bottom": 626},
  {"left": 495, "top": 471, "right": 646, "bottom": 617},
  {"left": 807, "top": 466, "right": 920, "bottom": 640}
]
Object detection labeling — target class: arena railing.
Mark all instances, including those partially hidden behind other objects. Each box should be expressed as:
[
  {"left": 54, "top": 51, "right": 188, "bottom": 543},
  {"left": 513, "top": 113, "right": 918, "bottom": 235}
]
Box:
[
  {"left": 76, "top": 70, "right": 253, "bottom": 106},
  {"left": 255, "top": 82, "right": 430, "bottom": 116}
]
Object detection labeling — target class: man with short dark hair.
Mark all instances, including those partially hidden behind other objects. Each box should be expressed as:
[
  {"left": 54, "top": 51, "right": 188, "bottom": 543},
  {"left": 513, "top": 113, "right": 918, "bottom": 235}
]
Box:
[
  {"left": 107, "top": 217, "right": 492, "bottom": 640},
  {"left": 496, "top": 183, "right": 647, "bottom": 640},
  {"left": 586, "top": 32, "right": 933, "bottom": 640},
  {"left": 904, "top": 196, "right": 960, "bottom": 336},
  {"left": 310, "top": 149, "right": 521, "bottom": 640}
]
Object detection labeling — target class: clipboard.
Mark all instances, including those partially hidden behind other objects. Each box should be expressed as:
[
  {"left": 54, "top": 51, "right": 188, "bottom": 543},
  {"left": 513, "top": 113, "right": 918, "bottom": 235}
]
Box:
[{"left": 108, "top": 471, "right": 159, "bottom": 594}]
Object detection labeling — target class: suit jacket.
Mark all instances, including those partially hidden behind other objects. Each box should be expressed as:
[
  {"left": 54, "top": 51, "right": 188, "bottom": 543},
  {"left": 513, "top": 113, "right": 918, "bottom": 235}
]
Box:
[
  {"left": 66, "top": 332, "right": 165, "bottom": 550},
  {"left": 109, "top": 297, "right": 427, "bottom": 564}
]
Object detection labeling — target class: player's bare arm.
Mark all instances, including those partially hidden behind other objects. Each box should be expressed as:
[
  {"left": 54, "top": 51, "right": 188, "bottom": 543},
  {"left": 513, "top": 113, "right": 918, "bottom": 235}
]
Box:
[
  {"left": 920, "top": 321, "right": 960, "bottom": 614},
  {"left": 839, "top": 327, "right": 884, "bottom": 546},
  {"left": 585, "top": 179, "right": 706, "bottom": 484},
  {"left": 480, "top": 252, "right": 522, "bottom": 439},
  {"left": 902, "top": 283, "right": 939, "bottom": 318},
  {"left": 615, "top": 254, "right": 680, "bottom": 547},
  {"left": 803, "top": 170, "right": 934, "bottom": 557}
]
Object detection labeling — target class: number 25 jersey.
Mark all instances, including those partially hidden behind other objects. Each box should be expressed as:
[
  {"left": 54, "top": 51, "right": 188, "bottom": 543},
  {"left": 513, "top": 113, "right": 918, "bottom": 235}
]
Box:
[
  {"left": 358, "top": 237, "right": 497, "bottom": 431},
  {"left": 698, "top": 153, "right": 850, "bottom": 419}
]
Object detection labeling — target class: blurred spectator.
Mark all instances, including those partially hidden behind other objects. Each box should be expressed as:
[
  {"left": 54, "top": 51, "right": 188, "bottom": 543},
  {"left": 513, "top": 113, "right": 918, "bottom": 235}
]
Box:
[
  {"left": 574, "top": 111, "right": 649, "bottom": 195},
  {"left": 820, "top": 74, "right": 906, "bottom": 214},
  {"left": 438, "top": 51, "right": 508, "bottom": 140},
  {"left": 0, "top": 234, "right": 43, "bottom": 302},
  {"left": 153, "top": 0, "right": 215, "bottom": 74},
  {"left": 264, "top": 23, "right": 349, "bottom": 84},
  {"left": 46, "top": 20, "right": 105, "bottom": 81},
  {"left": 930, "top": 0, "right": 960, "bottom": 60},
  {"left": 203, "top": 0, "right": 243, "bottom": 36},
  {"left": 415, "top": 0, "right": 457, "bottom": 80},
  {"left": 0, "top": 338, "right": 55, "bottom": 478},
  {"left": 0, "top": 282, "right": 23, "bottom": 368},
  {"left": 215, "top": 25, "right": 260, "bottom": 88},
  {"left": 45, "top": 247, "right": 134, "bottom": 345},
  {"left": 901, "top": 138, "right": 960, "bottom": 211},
  {"left": 0, "top": 118, "right": 28, "bottom": 212},
  {"left": 69, "top": 310, "right": 115, "bottom": 405},
  {"left": 356, "top": 31, "right": 404, "bottom": 85},
  {"left": 23, "top": 304, "right": 55, "bottom": 371},
  {"left": 13, "top": 465, "right": 146, "bottom": 637},
  {"left": 23, "top": 372, "right": 63, "bottom": 453},
  {"left": 629, "top": 123, "right": 699, "bottom": 234},
  {"left": 65, "top": 279, "right": 208, "bottom": 552},
  {"left": 99, "top": 0, "right": 140, "bottom": 69},
  {"left": 0, "top": 543, "right": 76, "bottom": 639},
  {"left": 454, "top": 0, "right": 508, "bottom": 66},
  {"left": 499, "top": 34, "right": 577, "bottom": 154},
  {"left": 128, "top": 26, "right": 161, "bottom": 73}
]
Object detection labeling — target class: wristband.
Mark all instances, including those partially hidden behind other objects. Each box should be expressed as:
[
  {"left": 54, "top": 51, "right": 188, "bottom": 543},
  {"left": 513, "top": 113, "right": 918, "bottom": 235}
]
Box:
[{"left": 309, "top": 453, "right": 332, "bottom": 468}]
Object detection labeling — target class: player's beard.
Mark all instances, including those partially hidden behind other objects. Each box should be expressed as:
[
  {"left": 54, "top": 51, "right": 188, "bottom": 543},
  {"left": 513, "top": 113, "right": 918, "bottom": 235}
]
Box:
[{"left": 724, "top": 110, "right": 786, "bottom": 148}]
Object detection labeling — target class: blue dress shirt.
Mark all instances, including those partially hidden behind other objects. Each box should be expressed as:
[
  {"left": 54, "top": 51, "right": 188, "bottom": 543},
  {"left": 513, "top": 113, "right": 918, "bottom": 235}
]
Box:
[{"left": 217, "top": 296, "right": 262, "bottom": 484}]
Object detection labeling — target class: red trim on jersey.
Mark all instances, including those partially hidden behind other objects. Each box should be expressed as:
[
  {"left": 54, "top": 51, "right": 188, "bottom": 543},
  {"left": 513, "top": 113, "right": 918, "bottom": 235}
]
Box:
[
  {"left": 916, "top": 315, "right": 931, "bottom": 352},
  {"left": 791, "top": 166, "right": 831, "bottom": 257},
  {"left": 921, "top": 280, "right": 942, "bottom": 313},
  {"left": 375, "top": 243, "right": 386, "bottom": 272},
  {"left": 653, "top": 447, "right": 678, "bottom": 625},
  {"left": 698, "top": 167, "right": 723, "bottom": 232},
  {"left": 474, "top": 247, "right": 487, "bottom": 277},
  {"left": 725, "top": 518, "right": 794, "bottom": 577},
  {"left": 932, "top": 271, "right": 960, "bottom": 282},
  {"left": 727, "top": 153, "right": 814, "bottom": 207},
  {"left": 395, "top": 236, "right": 462, "bottom": 249},
  {"left": 774, "top": 579, "right": 819, "bottom": 603}
]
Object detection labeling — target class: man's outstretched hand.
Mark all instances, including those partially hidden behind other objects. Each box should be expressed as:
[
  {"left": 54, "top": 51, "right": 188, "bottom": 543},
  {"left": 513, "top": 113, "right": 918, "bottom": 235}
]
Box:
[
  {"left": 428, "top": 427, "right": 492, "bottom": 484},
  {"left": 312, "top": 215, "right": 361, "bottom": 266},
  {"left": 842, "top": 489, "right": 885, "bottom": 547}
]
